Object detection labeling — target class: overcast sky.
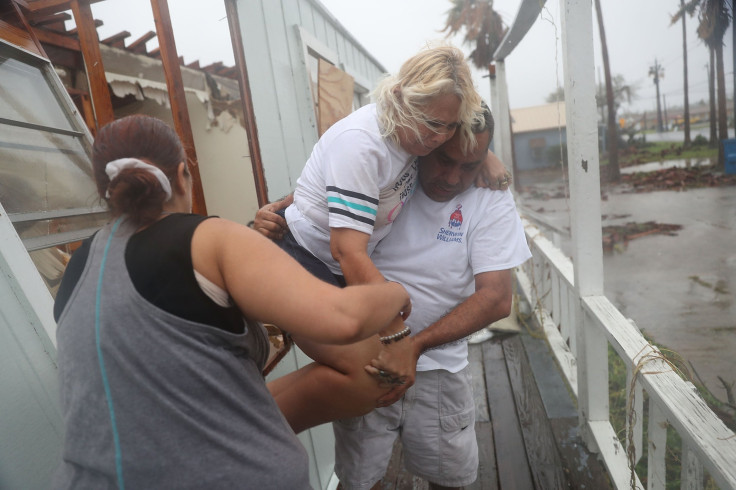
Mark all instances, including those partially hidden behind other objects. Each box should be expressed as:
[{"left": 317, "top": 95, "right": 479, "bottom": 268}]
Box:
[{"left": 87, "top": 0, "right": 733, "bottom": 117}]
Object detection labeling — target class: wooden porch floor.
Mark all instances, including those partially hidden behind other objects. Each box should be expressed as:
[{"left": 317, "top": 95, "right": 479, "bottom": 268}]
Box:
[{"left": 374, "top": 330, "right": 612, "bottom": 490}]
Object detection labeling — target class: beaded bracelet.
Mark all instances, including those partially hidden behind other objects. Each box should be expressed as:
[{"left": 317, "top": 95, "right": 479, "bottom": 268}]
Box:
[{"left": 379, "top": 326, "right": 411, "bottom": 345}]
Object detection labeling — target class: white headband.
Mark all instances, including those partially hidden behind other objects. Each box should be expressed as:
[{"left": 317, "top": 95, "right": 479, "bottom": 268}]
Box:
[{"left": 105, "top": 158, "right": 172, "bottom": 201}]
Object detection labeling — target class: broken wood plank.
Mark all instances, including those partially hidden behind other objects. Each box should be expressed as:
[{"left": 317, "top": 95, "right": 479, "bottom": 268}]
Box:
[
  {"left": 468, "top": 421, "right": 499, "bottom": 490},
  {"left": 317, "top": 58, "right": 353, "bottom": 136},
  {"left": 150, "top": 0, "right": 207, "bottom": 215},
  {"left": 70, "top": 0, "right": 114, "bottom": 128},
  {"left": 502, "top": 334, "right": 570, "bottom": 489},
  {"left": 469, "top": 343, "right": 490, "bottom": 423},
  {"left": 223, "top": 0, "right": 269, "bottom": 207},
  {"left": 483, "top": 340, "right": 534, "bottom": 490}
]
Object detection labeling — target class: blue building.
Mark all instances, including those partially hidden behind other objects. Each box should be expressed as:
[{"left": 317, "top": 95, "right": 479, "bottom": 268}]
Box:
[{"left": 511, "top": 102, "right": 567, "bottom": 171}]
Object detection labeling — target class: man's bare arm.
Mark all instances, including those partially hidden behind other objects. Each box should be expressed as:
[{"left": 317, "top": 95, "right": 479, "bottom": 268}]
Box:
[
  {"left": 368, "top": 268, "right": 513, "bottom": 405},
  {"left": 413, "top": 269, "right": 512, "bottom": 354}
]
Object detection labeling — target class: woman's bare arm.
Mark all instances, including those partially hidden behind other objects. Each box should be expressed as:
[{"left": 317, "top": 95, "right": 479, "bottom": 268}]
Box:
[{"left": 191, "top": 218, "right": 409, "bottom": 345}]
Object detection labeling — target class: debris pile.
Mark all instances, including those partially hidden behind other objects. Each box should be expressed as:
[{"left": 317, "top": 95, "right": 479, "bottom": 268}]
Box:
[
  {"left": 602, "top": 221, "right": 682, "bottom": 253},
  {"left": 621, "top": 166, "right": 736, "bottom": 192}
]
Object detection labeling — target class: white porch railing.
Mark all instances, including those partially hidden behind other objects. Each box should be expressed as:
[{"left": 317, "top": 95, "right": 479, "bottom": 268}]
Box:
[{"left": 515, "top": 218, "right": 736, "bottom": 489}]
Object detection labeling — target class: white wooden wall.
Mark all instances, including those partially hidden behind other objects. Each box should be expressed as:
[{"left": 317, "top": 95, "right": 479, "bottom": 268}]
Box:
[
  {"left": 0, "top": 203, "right": 62, "bottom": 489},
  {"left": 232, "top": 2, "right": 388, "bottom": 487},
  {"left": 232, "top": 0, "right": 386, "bottom": 202}
]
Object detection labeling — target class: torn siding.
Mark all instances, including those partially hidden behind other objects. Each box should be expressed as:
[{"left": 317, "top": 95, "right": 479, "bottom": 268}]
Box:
[
  {"left": 99, "top": 44, "right": 241, "bottom": 128},
  {"left": 92, "top": 44, "right": 257, "bottom": 225}
]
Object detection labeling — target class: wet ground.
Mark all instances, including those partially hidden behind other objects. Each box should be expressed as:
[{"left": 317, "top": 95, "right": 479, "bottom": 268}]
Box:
[{"left": 516, "top": 162, "right": 736, "bottom": 397}]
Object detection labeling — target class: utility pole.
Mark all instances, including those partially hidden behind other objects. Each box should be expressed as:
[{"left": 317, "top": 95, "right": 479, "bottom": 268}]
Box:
[
  {"left": 708, "top": 57, "right": 717, "bottom": 147},
  {"left": 649, "top": 58, "right": 665, "bottom": 132},
  {"left": 663, "top": 94, "right": 669, "bottom": 131},
  {"left": 681, "top": 0, "right": 691, "bottom": 146},
  {"left": 597, "top": 66, "right": 605, "bottom": 122}
]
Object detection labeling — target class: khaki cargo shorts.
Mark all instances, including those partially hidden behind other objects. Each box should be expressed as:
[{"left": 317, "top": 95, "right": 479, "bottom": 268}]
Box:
[{"left": 333, "top": 366, "right": 478, "bottom": 489}]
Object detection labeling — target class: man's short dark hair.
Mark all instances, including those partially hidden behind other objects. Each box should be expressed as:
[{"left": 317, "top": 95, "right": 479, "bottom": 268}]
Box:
[{"left": 471, "top": 101, "right": 494, "bottom": 142}]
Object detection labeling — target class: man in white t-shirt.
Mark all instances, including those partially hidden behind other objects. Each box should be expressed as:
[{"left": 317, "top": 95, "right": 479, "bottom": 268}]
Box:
[{"left": 333, "top": 105, "right": 531, "bottom": 490}]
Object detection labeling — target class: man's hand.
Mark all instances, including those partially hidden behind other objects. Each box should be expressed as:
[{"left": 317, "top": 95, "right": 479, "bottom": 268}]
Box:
[
  {"left": 253, "top": 194, "right": 293, "bottom": 240},
  {"left": 476, "top": 150, "right": 512, "bottom": 190},
  {"left": 365, "top": 334, "right": 420, "bottom": 406}
]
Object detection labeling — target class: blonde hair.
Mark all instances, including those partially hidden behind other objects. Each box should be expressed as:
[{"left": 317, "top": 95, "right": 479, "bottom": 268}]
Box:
[{"left": 373, "top": 43, "right": 481, "bottom": 154}]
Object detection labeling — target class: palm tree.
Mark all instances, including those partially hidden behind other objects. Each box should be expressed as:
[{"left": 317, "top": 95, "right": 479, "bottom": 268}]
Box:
[
  {"left": 593, "top": 0, "right": 620, "bottom": 182},
  {"left": 697, "top": 0, "right": 731, "bottom": 167},
  {"left": 546, "top": 86, "right": 566, "bottom": 103},
  {"left": 442, "top": 0, "right": 509, "bottom": 175},
  {"left": 708, "top": 53, "right": 718, "bottom": 147},
  {"left": 596, "top": 75, "right": 635, "bottom": 116},
  {"left": 671, "top": 0, "right": 700, "bottom": 148},
  {"left": 442, "top": 0, "right": 508, "bottom": 71}
]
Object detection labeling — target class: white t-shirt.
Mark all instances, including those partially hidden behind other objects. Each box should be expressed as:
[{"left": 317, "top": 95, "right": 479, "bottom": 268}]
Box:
[
  {"left": 371, "top": 184, "right": 532, "bottom": 373},
  {"left": 286, "top": 104, "right": 417, "bottom": 274}
]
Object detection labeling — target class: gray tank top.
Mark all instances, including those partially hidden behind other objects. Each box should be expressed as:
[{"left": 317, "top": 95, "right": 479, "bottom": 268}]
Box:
[{"left": 54, "top": 217, "right": 310, "bottom": 489}]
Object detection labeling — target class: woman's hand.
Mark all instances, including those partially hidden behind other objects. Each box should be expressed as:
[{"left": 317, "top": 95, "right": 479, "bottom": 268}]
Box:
[
  {"left": 476, "top": 150, "right": 512, "bottom": 190},
  {"left": 364, "top": 326, "right": 421, "bottom": 407},
  {"left": 253, "top": 194, "right": 293, "bottom": 240}
]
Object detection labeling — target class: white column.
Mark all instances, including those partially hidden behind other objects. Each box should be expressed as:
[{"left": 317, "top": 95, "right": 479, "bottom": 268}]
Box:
[
  {"left": 559, "top": 0, "right": 607, "bottom": 444},
  {"left": 488, "top": 65, "right": 503, "bottom": 160},
  {"left": 495, "top": 60, "right": 514, "bottom": 179}
]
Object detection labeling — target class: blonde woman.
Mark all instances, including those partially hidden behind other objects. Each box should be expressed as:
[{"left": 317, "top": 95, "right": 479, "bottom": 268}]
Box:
[{"left": 260, "top": 44, "right": 509, "bottom": 433}]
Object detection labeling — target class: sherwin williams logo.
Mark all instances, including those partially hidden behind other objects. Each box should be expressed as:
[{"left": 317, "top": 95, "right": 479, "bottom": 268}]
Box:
[
  {"left": 437, "top": 203, "right": 465, "bottom": 243},
  {"left": 449, "top": 204, "right": 463, "bottom": 228}
]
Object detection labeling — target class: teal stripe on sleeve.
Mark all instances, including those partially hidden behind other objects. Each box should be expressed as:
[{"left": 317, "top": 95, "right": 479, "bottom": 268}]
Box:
[{"left": 327, "top": 196, "right": 378, "bottom": 215}]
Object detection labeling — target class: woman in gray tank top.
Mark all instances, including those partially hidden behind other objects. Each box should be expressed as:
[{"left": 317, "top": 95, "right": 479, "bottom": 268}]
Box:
[{"left": 53, "top": 115, "right": 410, "bottom": 489}]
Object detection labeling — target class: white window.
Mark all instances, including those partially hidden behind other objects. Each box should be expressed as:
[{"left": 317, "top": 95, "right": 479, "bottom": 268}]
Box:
[{"left": 0, "top": 41, "right": 108, "bottom": 296}]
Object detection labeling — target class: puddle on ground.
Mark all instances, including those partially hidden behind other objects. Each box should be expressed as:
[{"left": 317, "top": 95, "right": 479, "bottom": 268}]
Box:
[
  {"left": 619, "top": 158, "right": 714, "bottom": 174},
  {"left": 516, "top": 177, "right": 736, "bottom": 396}
]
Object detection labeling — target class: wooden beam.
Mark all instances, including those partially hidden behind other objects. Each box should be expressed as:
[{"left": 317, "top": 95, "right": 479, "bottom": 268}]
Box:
[
  {"left": 25, "top": 0, "right": 72, "bottom": 14},
  {"left": 0, "top": 18, "right": 43, "bottom": 56},
  {"left": 127, "top": 30, "right": 155, "bottom": 54},
  {"left": 24, "top": 0, "right": 103, "bottom": 17},
  {"left": 32, "top": 25, "right": 80, "bottom": 51},
  {"left": 202, "top": 61, "right": 223, "bottom": 72},
  {"left": 100, "top": 29, "right": 130, "bottom": 48},
  {"left": 224, "top": 0, "right": 269, "bottom": 206},
  {"left": 43, "top": 42, "right": 83, "bottom": 69},
  {"left": 11, "top": 0, "right": 47, "bottom": 57},
  {"left": 220, "top": 66, "right": 237, "bottom": 79},
  {"left": 70, "top": 0, "right": 114, "bottom": 129},
  {"left": 27, "top": 11, "right": 71, "bottom": 27},
  {"left": 67, "top": 17, "right": 101, "bottom": 35},
  {"left": 150, "top": 0, "right": 207, "bottom": 215}
]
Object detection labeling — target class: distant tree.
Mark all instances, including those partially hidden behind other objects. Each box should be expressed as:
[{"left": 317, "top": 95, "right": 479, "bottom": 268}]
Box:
[
  {"left": 546, "top": 86, "right": 565, "bottom": 103},
  {"left": 442, "top": 0, "right": 508, "bottom": 70},
  {"left": 593, "top": 0, "right": 621, "bottom": 181},
  {"left": 671, "top": 0, "right": 700, "bottom": 148},
  {"left": 696, "top": 0, "right": 731, "bottom": 168},
  {"left": 595, "top": 74, "right": 636, "bottom": 116}
]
